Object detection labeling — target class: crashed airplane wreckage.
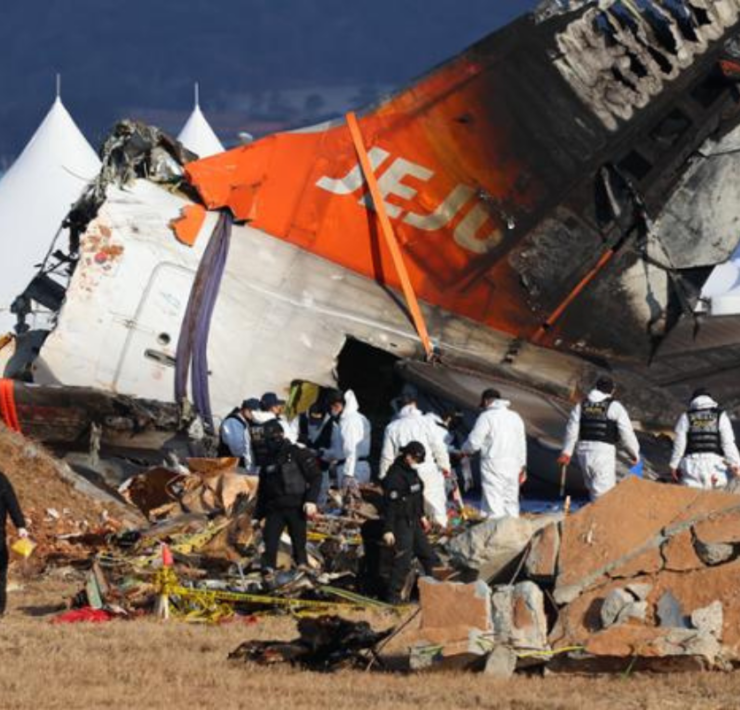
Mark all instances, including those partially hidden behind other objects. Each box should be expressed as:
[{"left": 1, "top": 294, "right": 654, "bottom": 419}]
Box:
[{"left": 2, "top": 0, "right": 740, "bottom": 481}]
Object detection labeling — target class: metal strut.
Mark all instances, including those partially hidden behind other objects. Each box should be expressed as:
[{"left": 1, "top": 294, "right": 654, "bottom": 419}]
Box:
[{"left": 346, "top": 111, "right": 435, "bottom": 360}]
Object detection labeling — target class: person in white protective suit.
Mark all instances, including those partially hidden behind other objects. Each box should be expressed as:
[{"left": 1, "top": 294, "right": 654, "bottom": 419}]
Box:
[
  {"left": 425, "top": 410, "right": 474, "bottom": 494},
  {"left": 669, "top": 389, "right": 740, "bottom": 489},
  {"left": 558, "top": 377, "right": 640, "bottom": 501},
  {"left": 379, "top": 393, "right": 451, "bottom": 527},
  {"left": 320, "top": 389, "right": 372, "bottom": 493},
  {"left": 462, "top": 388, "right": 527, "bottom": 519}
]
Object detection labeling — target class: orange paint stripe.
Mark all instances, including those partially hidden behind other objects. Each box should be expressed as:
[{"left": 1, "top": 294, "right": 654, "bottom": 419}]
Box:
[
  {"left": 0, "top": 379, "right": 20, "bottom": 432},
  {"left": 346, "top": 112, "right": 434, "bottom": 360},
  {"left": 533, "top": 249, "right": 615, "bottom": 344}
]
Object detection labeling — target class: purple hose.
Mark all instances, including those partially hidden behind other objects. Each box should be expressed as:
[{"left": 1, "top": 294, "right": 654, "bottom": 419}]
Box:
[{"left": 175, "top": 211, "right": 232, "bottom": 432}]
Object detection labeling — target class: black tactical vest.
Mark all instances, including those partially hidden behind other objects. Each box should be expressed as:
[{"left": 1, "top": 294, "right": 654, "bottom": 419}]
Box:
[
  {"left": 250, "top": 421, "right": 270, "bottom": 468},
  {"left": 579, "top": 399, "right": 618, "bottom": 445},
  {"left": 686, "top": 408, "right": 723, "bottom": 456}
]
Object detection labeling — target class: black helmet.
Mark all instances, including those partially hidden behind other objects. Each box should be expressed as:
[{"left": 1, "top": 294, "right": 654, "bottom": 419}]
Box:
[
  {"left": 325, "top": 388, "right": 345, "bottom": 407},
  {"left": 595, "top": 377, "right": 615, "bottom": 395},
  {"left": 400, "top": 441, "right": 426, "bottom": 463},
  {"left": 263, "top": 420, "right": 285, "bottom": 441}
]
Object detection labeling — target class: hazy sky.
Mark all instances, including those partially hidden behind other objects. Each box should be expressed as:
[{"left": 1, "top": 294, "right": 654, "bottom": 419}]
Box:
[{"left": 0, "top": 1, "right": 537, "bottom": 158}]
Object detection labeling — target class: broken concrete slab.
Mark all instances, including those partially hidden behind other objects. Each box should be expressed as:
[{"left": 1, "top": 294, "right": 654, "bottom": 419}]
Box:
[
  {"left": 418, "top": 578, "right": 492, "bottom": 633},
  {"left": 524, "top": 521, "right": 560, "bottom": 581},
  {"left": 608, "top": 546, "right": 663, "bottom": 579},
  {"left": 657, "top": 591, "right": 688, "bottom": 629},
  {"left": 691, "top": 601, "right": 723, "bottom": 640},
  {"left": 582, "top": 626, "right": 722, "bottom": 668},
  {"left": 694, "top": 511, "right": 740, "bottom": 546},
  {"left": 625, "top": 582, "right": 652, "bottom": 601},
  {"left": 662, "top": 529, "right": 703, "bottom": 572},
  {"left": 554, "top": 478, "right": 740, "bottom": 605},
  {"left": 446, "top": 515, "right": 560, "bottom": 581},
  {"left": 694, "top": 539, "right": 735, "bottom": 567},
  {"left": 483, "top": 645, "right": 517, "bottom": 678},
  {"left": 552, "top": 563, "right": 740, "bottom": 661},
  {"left": 600, "top": 588, "right": 634, "bottom": 629},
  {"left": 492, "top": 581, "right": 549, "bottom": 652}
]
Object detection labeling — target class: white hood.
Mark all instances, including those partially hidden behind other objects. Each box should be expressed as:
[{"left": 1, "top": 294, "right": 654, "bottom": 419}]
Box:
[
  {"left": 251, "top": 410, "right": 276, "bottom": 424},
  {"left": 399, "top": 403, "right": 422, "bottom": 418},
  {"left": 689, "top": 395, "right": 719, "bottom": 411},
  {"left": 342, "top": 389, "right": 360, "bottom": 417},
  {"left": 487, "top": 399, "right": 512, "bottom": 410},
  {"left": 587, "top": 389, "right": 611, "bottom": 404}
]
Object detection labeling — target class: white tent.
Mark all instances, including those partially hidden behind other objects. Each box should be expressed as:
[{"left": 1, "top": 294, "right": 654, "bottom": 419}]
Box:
[
  {"left": 177, "top": 84, "right": 224, "bottom": 159},
  {"left": 0, "top": 94, "right": 101, "bottom": 333}
]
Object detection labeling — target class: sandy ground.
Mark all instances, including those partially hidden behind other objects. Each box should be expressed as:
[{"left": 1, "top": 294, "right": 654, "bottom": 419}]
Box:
[{"left": 0, "top": 577, "right": 739, "bottom": 710}]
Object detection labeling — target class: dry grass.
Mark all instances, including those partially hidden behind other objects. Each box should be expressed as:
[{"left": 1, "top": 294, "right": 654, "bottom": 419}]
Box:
[{"left": 0, "top": 580, "right": 739, "bottom": 710}]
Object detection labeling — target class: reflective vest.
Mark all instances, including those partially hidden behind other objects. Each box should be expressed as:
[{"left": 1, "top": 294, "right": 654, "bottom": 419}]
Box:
[
  {"left": 686, "top": 408, "right": 723, "bottom": 456},
  {"left": 579, "top": 399, "right": 618, "bottom": 445}
]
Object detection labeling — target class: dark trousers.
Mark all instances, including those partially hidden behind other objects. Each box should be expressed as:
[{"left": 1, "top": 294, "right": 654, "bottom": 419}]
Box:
[
  {"left": 0, "top": 545, "right": 8, "bottom": 616},
  {"left": 262, "top": 507, "right": 308, "bottom": 570},
  {"left": 386, "top": 520, "right": 440, "bottom": 602}
]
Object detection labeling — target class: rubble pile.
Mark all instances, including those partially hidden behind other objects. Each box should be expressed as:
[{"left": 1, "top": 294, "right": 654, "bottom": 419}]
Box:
[
  {"left": 402, "top": 477, "right": 740, "bottom": 676},
  {"left": 31, "top": 454, "right": 409, "bottom": 622},
  {"left": 0, "top": 425, "right": 142, "bottom": 571}
]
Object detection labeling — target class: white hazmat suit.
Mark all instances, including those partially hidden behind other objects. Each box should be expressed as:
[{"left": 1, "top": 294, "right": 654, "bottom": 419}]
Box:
[
  {"left": 562, "top": 389, "right": 639, "bottom": 500},
  {"left": 322, "top": 390, "right": 372, "bottom": 487},
  {"left": 462, "top": 399, "right": 526, "bottom": 519},
  {"left": 669, "top": 394, "right": 740, "bottom": 489},
  {"left": 379, "top": 404, "right": 451, "bottom": 526}
]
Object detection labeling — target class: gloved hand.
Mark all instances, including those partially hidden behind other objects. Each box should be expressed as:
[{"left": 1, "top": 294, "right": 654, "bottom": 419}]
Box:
[
  {"left": 303, "top": 502, "right": 318, "bottom": 519},
  {"left": 382, "top": 531, "right": 395, "bottom": 547},
  {"left": 670, "top": 468, "right": 680, "bottom": 483},
  {"left": 557, "top": 453, "right": 571, "bottom": 467},
  {"left": 17, "top": 527, "right": 29, "bottom": 539}
]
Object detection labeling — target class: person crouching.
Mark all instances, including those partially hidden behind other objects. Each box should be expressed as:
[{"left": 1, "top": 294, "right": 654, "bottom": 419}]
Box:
[
  {"left": 382, "top": 441, "right": 440, "bottom": 604},
  {"left": 255, "top": 420, "right": 321, "bottom": 581}
]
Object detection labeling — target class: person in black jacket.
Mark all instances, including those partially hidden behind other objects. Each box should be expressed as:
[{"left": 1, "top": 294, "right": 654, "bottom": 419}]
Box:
[
  {"left": 0, "top": 471, "right": 27, "bottom": 616},
  {"left": 382, "top": 441, "right": 441, "bottom": 604},
  {"left": 255, "top": 420, "right": 322, "bottom": 577}
]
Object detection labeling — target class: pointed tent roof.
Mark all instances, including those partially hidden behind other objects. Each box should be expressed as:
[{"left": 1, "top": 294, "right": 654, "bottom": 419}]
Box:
[
  {"left": 177, "top": 84, "right": 225, "bottom": 159},
  {"left": 0, "top": 93, "right": 101, "bottom": 332}
]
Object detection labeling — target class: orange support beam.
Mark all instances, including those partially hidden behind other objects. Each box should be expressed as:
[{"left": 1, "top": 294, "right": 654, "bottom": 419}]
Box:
[
  {"left": 532, "top": 249, "right": 616, "bottom": 344},
  {"left": 345, "top": 111, "right": 434, "bottom": 360}
]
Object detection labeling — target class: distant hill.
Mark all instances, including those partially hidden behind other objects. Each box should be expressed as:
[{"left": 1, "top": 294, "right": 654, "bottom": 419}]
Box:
[{"left": 0, "top": 0, "right": 533, "bottom": 160}]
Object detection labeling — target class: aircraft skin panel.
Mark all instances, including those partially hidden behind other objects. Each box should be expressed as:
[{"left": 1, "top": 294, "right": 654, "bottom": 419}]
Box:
[
  {"left": 186, "top": 6, "right": 740, "bottom": 363},
  {"left": 35, "top": 180, "right": 598, "bottom": 419}
]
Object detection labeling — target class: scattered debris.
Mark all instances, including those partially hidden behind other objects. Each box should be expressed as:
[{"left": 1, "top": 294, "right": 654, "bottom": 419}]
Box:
[{"left": 228, "top": 616, "right": 392, "bottom": 671}]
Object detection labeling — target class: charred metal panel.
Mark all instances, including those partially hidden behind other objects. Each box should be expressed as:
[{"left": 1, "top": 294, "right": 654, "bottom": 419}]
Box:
[
  {"left": 652, "top": 124, "right": 740, "bottom": 268},
  {"left": 509, "top": 209, "right": 605, "bottom": 316}
]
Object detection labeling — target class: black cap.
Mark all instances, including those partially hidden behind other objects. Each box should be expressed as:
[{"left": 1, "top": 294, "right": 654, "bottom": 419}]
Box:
[
  {"left": 325, "top": 388, "right": 345, "bottom": 406},
  {"left": 241, "top": 398, "right": 261, "bottom": 411},
  {"left": 261, "top": 392, "right": 286, "bottom": 410},
  {"left": 595, "top": 377, "right": 615, "bottom": 395},
  {"left": 263, "top": 420, "right": 285, "bottom": 440},
  {"left": 400, "top": 441, "right": 426, "bottom": 463},
  {"left": 480, "top": 388, "right": 501, "bottom": 407}
]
